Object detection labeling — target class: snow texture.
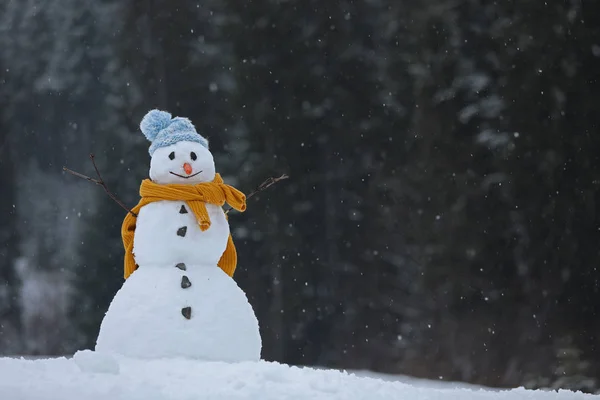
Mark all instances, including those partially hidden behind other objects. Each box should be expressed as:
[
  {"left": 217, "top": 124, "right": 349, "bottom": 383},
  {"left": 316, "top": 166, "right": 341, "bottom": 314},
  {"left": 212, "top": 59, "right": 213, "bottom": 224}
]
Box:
[
  {"left": 0, "top": 354, "right": 593, "bottom": 400},
  {"left": 96, "top": 139, "right": 261, "bottom": 362},
  {"left": 95, "top": 263, "right": 261, "bottom": 361},
  {"left": 132, "top": 200, "right": 228, "bottom": 267},
  {"left": 73, "top": 349, "right": 120, "bottom": 374}
]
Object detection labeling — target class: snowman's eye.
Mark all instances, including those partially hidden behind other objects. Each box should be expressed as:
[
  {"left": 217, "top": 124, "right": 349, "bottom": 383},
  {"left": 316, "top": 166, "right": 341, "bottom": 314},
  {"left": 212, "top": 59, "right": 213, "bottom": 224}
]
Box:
[
  {"left": 190, "top": 152, "right": 197, "bottom": 161},
  {"left": 168, "top": 151, "right": 175, "bottom": 160}
]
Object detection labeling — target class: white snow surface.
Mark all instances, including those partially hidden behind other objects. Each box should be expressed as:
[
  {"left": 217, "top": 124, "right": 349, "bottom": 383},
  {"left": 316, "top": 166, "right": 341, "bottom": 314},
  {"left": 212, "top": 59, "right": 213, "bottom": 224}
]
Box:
[
  {"left": 132, "top": 200, "right": 230, "bottom": 267},
  {"left": 96, "top": 265, "right": 261, "bottom": 362},
  {"left": 0, "top": 353, "right": 593, "bottom": 400}
]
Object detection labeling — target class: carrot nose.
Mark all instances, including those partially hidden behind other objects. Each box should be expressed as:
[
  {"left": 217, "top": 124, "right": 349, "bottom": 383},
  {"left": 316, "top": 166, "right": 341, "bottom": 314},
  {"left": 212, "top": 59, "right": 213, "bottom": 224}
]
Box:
[{"left": 183, "top": 163, "right": 193, "bottom": 175}]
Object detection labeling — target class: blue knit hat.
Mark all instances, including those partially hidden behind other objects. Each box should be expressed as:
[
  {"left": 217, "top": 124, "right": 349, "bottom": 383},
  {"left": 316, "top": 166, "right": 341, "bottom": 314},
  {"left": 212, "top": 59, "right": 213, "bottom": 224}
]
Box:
[{"left": 140, "top": 109, "right": 209, "bottom": 156}]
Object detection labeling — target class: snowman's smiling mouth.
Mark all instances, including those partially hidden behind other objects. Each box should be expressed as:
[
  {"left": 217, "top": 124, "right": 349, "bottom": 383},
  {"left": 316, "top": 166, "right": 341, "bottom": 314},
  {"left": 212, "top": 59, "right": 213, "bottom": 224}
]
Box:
[{"left": 169, "top": 171, "right": 202, "bottom": 179}]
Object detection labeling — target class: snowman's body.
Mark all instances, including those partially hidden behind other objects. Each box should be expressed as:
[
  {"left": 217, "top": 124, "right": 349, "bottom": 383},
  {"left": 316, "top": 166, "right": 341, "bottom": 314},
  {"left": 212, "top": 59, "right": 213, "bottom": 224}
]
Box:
[
  {"left": 133, "top": 201, "right": 229, "bottom": 268},
  {"left": 95, "top": 123, "right": 261, "bottom": 362}
]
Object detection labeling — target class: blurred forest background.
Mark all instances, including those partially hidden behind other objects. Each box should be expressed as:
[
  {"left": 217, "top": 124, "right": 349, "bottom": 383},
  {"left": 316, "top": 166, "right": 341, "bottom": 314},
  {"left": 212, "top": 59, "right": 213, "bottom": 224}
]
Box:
[{"left": 1, "top": 0, "right": 600, "bottom": 393}]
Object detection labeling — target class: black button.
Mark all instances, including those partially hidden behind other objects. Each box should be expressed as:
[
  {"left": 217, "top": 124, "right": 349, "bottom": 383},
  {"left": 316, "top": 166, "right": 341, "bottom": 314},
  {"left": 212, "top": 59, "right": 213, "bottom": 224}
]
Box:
[
  {"left": 177, "top": 227, "right": 187, "bottom": 237},
  {"left": 181, "top": 306, "right": 192, "bottom": 319},
  {"left": 181, "top": 275, "right": 192, "bottom": 289},
  {"left": 175, "top": 263, "right": 186, "bottom": 271},
  {"left": 179, "top": 205, "right": 188, "bottom": 214}
]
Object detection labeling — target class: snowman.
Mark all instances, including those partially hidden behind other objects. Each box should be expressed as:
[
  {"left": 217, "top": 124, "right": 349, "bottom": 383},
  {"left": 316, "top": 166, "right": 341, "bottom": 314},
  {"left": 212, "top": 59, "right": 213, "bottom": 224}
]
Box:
[{"left": 95, "top": 110, "right": 262, "bottom": 362}]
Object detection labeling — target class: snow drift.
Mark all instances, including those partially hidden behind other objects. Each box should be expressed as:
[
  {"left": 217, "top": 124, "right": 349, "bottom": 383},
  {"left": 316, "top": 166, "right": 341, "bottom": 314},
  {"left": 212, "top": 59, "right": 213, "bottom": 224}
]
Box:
[{"left": 0, "top": 351, "right": 593, "bottom": 400}]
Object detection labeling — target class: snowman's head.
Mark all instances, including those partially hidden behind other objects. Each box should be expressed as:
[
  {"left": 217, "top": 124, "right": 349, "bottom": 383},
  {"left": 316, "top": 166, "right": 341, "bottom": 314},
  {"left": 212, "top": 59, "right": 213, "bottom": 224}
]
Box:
[
  {"left": 140, "top": 109, "right": 215, "bottom": 185},
  {"left": 149, "top": 140, "right": 215, "bottom": 184}
]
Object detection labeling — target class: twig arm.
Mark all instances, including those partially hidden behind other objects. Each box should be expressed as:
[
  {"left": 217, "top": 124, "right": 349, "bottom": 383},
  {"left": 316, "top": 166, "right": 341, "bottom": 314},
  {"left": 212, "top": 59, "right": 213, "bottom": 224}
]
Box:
[
  {"left": 247, "top": 174, "right": 289, "bottom": 200},
  {"left": 225, "top": 174, "right": 289, "bottom": 214},
  {"left": 63, "top": 154, "right": 137, "bottom": 217},
  {"left": 62, "top": 167, "right": 102, "bottom": 185},
  {"left": 89, "top": 154, "right": 137, "bottom": 217}
]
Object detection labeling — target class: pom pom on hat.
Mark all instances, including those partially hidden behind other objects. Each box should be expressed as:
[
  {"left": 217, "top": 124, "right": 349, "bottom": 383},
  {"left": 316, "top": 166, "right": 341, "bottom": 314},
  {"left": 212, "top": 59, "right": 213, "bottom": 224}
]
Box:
[
  {"left": 140, "top": 110, "right": 172, "bottom": 142},
  {"left": 139, "top": 109, "right": 209, "bottom": 156}
]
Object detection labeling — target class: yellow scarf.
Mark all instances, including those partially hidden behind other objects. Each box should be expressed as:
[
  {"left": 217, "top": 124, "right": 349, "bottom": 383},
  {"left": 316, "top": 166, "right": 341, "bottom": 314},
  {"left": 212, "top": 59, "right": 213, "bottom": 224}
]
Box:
[{"left": 121, "top": 173, "right": 246, "bottom": 279}]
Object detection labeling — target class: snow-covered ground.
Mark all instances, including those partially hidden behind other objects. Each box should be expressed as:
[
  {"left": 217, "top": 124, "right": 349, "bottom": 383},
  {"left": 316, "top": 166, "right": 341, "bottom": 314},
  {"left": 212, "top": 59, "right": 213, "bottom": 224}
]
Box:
[
  {"left": 347, "top": 369, "right": 488, "bottom": 390},
  {"left": 0, "top": 351, "right": 593, "bottom": 400}
]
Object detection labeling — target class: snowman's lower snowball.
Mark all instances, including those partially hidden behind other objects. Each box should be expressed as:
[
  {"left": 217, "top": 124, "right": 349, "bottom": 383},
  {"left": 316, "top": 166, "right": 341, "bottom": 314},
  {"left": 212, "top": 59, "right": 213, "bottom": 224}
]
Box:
[{"left": 95, "top": 264, "right": 261, "bottom": 362}]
